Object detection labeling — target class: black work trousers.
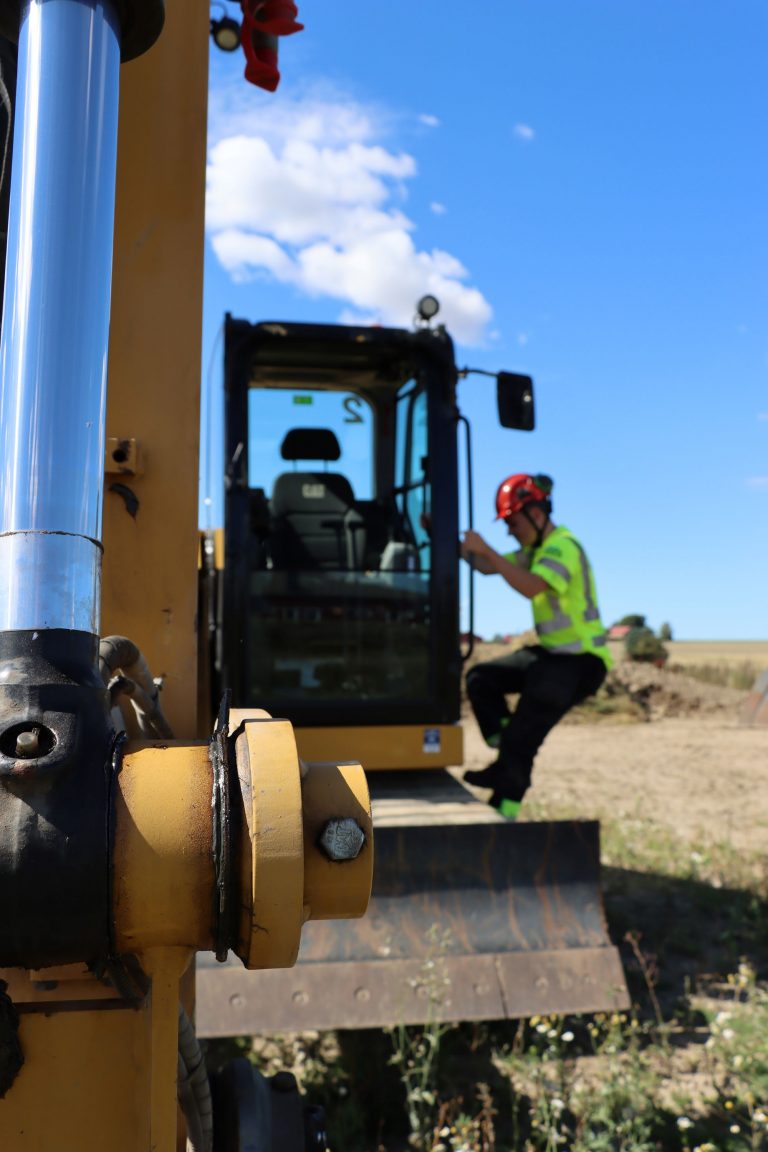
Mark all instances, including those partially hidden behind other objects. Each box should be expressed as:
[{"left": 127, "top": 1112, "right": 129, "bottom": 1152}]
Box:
[{"left": 465, "top": 644, "right": 607, "bottom": 802}]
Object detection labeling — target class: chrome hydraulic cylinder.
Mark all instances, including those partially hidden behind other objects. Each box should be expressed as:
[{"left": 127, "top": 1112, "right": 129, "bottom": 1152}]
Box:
[
  {"left": 0, "top": 0, "right": 121, "bottom": 967},
  {"left": 0, "top": 0, "right": 120, "bottom": 633}
]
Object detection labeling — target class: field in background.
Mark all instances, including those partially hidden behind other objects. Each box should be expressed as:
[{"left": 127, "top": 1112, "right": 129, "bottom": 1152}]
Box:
[
  {"left": 665, "top": 639, "right": 768, "bottom": 665},
  {"left": 603, "top": 638, "right": 768, "bottom": 695},
  {"left": 605, "top": 638, "right": 768, "bottom": 668}
]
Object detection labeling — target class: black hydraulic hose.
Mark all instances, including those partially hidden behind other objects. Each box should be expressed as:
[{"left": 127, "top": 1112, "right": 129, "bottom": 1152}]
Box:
[
  {"left": 458, "top": 414, "right": 475, "bottom": 663},
  {"left": 178, "top": 1002, "right": 214, "bottom": 1152}
]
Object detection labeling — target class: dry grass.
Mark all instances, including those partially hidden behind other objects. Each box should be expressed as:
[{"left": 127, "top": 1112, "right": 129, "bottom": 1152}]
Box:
[
  {"left": 664, "top": 640, "right": 768, "bottom": 667},
  {"left": 606, "top": 639, "right": 768, "bottom": 670}
]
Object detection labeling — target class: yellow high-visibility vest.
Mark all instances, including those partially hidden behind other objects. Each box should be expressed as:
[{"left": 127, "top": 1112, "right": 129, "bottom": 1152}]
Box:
[{"left": 505, "top": 525, "right": 612, "bottom": 668}]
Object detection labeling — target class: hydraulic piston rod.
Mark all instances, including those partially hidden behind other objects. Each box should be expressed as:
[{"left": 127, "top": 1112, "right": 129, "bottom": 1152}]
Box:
[{"left": 0, "top": 0, "right": 121, "bottom": 633}]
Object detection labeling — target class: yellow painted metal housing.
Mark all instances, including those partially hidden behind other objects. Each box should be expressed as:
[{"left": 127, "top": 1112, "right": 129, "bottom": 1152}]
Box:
[
  {"left": 111, "top": 724, "right": 371, "bottom": 966},
  {"left": 1, "top": 721, "right": 372, "bottom": 1148},
  {"left": 232, "top": 716, "right": 372, "bottom": 970},
  {"left": 113, "top": 741, "right": 215, "bottom": 954},
  {"left": 295, "top": 723, "right": 464, "bottom": 770},
  {"left": 1, "top": 999, "right": 170, "bottom": 1150},
  {"left": 0, "top": 1, "right": 212, "bottom": 1145},
  {"left": 0, "top": 0, "right": 375, "bottom": 1137},
  {"left": 300, "top": 759, "right": 373, "bottom": 922},
  {"left": 0, "top": 0, "right": 368, "bottom": 1143},
  {"left": 101, "top": 0, "right": 209, "bottom": 740}
]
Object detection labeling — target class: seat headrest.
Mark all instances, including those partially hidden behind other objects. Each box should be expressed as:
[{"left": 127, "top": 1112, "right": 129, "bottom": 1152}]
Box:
[
  {"left": 271, "top": 472, "right": 355, "bottom": 515},
  {"left": 280, "top": 428, "right": 341, "bottom": 462}
]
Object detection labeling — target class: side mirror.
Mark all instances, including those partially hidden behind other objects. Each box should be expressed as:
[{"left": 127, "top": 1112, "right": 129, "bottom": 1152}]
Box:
[{"left": 497, "top": 372, "right": 535, "bottom": 431}]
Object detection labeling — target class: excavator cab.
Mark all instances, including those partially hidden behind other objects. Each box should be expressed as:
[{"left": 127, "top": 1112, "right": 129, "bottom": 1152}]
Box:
[
  {"left": 218, "top": 314, "right": 462, "bottom": 738},
  {"left": 197, "top": 312, "right": 628, "bottom": 1035}
]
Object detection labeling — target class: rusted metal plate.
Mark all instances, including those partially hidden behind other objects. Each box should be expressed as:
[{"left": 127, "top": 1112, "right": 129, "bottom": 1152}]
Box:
[
  {"left": 196, "top": 817, "right": 628, "bottom": 1035},
  {"left": 296, "top": 820, "right": 612, "bottom": 960},
  {"left": 196, "top": 949, "right": 627, "bottom": 1035}
]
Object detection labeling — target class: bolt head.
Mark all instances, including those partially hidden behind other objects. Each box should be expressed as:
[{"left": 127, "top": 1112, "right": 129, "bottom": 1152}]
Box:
[
  {"left": 15, "top": 729, "right": 40, "bottom": 758},
  {"left": 318, "top": 817, "right": 366, "bottom": 862}
]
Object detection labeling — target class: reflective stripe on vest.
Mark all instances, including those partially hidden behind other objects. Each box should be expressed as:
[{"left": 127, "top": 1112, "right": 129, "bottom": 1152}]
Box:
[
  {"left": 530, "top": 529, "right": 610, "bottom": 664},
  {"left": 536, "top": 593, "right": 571, "bottom": 635},
  {"left": 537, "top": 556, "right": 570, "bottom": 582},
  {"left": 571, "top": 537, "right": 599, "bottom": 627},
  {"left": 546, "top": 639, "right": 584, "bottom": 654}
]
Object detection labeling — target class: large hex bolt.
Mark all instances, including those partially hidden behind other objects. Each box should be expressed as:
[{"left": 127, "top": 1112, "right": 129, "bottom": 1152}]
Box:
[{"left": 318, "top": 817, "right": 366, "bottom": 862}]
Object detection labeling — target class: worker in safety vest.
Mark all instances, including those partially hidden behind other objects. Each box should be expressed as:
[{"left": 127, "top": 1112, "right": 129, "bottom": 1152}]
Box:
[{"left": 460, "top": 472, "right": 611, "bottom": 818}]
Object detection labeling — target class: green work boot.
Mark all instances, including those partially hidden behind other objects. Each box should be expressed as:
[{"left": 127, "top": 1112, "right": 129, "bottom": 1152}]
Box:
[{"left": 494, "top": 796, "right": 521, "bottom": 821}]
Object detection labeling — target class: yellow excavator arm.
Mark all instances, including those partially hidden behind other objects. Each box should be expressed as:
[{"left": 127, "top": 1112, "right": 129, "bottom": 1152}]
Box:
[{"left": 0, "top": 2, "right": 371, "bottom": 1148}]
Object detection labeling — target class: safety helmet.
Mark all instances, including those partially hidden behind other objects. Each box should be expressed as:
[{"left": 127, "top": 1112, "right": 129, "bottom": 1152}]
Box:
[{"left": 495, "top": 473, "right": 553, "bottom": 520}]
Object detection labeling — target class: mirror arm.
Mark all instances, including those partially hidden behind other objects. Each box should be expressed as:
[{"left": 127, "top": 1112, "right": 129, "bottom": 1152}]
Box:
[{"left": 457, "top": 366, "right": 498, "bottom": 380}]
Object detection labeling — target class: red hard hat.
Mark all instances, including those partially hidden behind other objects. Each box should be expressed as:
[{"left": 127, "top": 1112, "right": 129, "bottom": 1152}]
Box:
[{"left": 495, "top": 473, "right": 552, "bottom": 520}]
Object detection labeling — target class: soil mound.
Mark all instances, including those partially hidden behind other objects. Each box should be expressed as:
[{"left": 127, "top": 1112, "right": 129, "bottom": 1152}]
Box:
[
  {"left": 463, "top": 640, "right": 748, "bottom": 722},
  {"left": 607, "top": 660, "right": 747, "bottom": 720}
]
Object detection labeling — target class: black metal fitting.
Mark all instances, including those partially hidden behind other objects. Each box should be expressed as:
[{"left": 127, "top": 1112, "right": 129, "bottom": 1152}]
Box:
[
  {"left": 0, "top": 629, "right": 114, "bottom": 968},
  {"left": 209, "top": 692, "right": 235, "bottom": 963},
  {"left": 0, "top": 0, "right": 165, "bottom": 62},
  {"left": 211, "top": 1060, "right": 328, "bottom": 1152},
  {"left": 0, "top": 980, "right": 22, "bottom": 1098}
]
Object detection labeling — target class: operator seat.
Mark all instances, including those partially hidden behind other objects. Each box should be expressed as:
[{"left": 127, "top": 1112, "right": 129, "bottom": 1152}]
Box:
[{"left": 270, "top": 428, "right": 365, "bottom": 570}]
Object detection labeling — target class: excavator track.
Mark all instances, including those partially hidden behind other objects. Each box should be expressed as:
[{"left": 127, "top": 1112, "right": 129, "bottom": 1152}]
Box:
[{"left": 196, "top": 773, "right": 627, "bottom": 1035}]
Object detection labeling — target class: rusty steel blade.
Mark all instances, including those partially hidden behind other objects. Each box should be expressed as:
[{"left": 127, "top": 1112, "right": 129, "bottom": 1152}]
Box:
[{"left": 196, "top": 816, "right": 627, "bottom": 1035}]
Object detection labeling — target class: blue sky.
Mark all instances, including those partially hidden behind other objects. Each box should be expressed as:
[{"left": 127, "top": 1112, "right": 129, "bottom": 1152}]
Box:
[{"left": 200, "top": 1, "right": 768, "bottom": 641}]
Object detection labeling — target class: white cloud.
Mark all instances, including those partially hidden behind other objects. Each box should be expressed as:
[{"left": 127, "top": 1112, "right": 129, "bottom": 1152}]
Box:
[
  {"left": 208, "top": 84, "right": 385, "bottom": 151},
  {"left": 419, "top": 113, "right": 441, "bottom": 128},
  {"left": 517, "top": 332, "right": 529, "bottom": 346},
  {"left": 206, "top": 135, "right": 415, "bottom": 247},
  {"left": 513, "top": 122, "right": 536, "bottom": 141},
  {"left": 206, "top": 84, "right": 492, "bottom": 345},
  {"left": 430, "top": 201, "right": 447, "bottom": 215},
  {"left": 746, "top": 476, "right": 768, "bottom": 489},
  {"left": 758, "top": 412, "right": 768, "bottom": 422},
  {"left": 211, "top": 230, "right": 294, "bottom": 283}
]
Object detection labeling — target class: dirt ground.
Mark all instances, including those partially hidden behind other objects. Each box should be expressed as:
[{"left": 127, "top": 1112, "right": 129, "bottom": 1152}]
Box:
[
  {"left": 460, "top": 642, "right": 768, "bottom": 854},
  {"left": 457, "top": 641, "right": 768, "bottom": 1019},
  {"left": 217, "top": 643, "right": 768, "bottom": 1151}
]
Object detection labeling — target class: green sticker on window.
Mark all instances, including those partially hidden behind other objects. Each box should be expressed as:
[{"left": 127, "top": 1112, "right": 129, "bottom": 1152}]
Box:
[{"left": 293, "top": 395, "right": 313, "bottom": 405}]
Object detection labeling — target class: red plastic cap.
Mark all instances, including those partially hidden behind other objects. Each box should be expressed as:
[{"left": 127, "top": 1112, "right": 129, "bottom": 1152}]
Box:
[
  {"left": 240, "top": 0, "right": 303, "bottom": 91},
  {"left": 250, "top": 0, "right": 303, "bottom": 35}
]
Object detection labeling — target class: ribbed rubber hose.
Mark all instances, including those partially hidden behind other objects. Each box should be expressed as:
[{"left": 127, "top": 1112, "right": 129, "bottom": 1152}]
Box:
[
  {"left": 178, "top": 1002, "right": 214, "bottom": 1152},
  {"left": 98, "top": 635, "right": 174, "bottom": 739}
]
